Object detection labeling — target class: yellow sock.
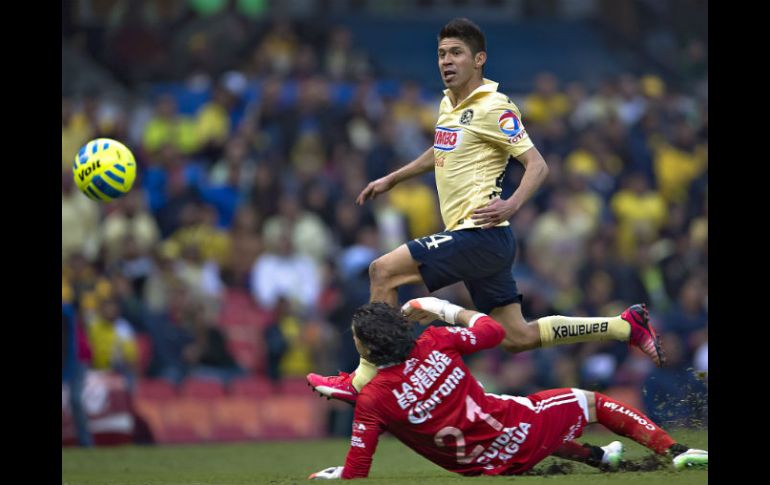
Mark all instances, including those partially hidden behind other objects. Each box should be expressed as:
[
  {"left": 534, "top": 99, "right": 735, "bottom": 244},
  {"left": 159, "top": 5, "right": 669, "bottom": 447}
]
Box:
[
  {"left": 351, "top": 358, "right": 378, "bottom": 392},
  {"left": 537, "top": 315, "right": 630, "bottom": 347}
]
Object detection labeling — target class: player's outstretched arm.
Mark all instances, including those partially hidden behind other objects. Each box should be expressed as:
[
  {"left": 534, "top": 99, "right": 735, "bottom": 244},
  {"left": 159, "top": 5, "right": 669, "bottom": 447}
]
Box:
[
  {"left": 401, "top": 296, "right": 478, "bottom": 327},
  {"left": 356, "top": 146, "right": 435, "bottom": 205}
]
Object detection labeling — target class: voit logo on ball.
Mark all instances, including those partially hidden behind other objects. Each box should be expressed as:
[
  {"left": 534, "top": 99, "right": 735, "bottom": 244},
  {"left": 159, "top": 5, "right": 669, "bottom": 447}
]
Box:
[
  {"left": 498, "top": 110, "right": 527, "bottom": 143},
  {"left": 434, "top": 126, "right": 463, "bottom": 151}
]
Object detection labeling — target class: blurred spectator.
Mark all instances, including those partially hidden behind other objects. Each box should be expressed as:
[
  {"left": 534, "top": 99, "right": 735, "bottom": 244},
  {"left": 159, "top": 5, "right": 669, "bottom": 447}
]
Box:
[
  {"left": 63, "top": 169, "right": 102, "bottom": 262},
  {"left": 221, "top": 204, "right": 263, "bottom": 288},
  {"left": 610, "top": 171, "right": 667, "bottom": 262},
  {"left": 528, "top": 189, "right": 595, "bottom": 279},
  {"left": 564, "top": 169, "right": 604, "bottom": 231},
  {"left": 141, "top": 95, "right": 199, "bottom": 156},
  {"left": 388, "top": 178, "right": 440, "bottom": 239},
  {"left": 364, "top": 116, "right": 399, "bottom": 182},
  {"left": 270, "top": 297, "right": 314, "bottom": 378},
  {"left": 662, "top": 276, "right": 708, "bottom": 341},
  {"left": 195, "top": 83, "right": 235, "bottom": 161},
  {"left": 168, "top": 203, "right": 231, "bottom": 265},
  {"left": 391, "top": 81, "right": 435, "bottom": 160},
  {"left": 292, "top": 44, "right": 320, "bottom": 80},
  {"left": 62, "top": 301, "right": 93, "bottom": 447},
  {"left": 110, "top": 272, "right": 150, "bottom": 334},
  {"left": 111, "top": 235, "right": 156, "bottom": 302},
  {"left": 181, "top": 298, "right": 244, "bottom": 384},
  {"left": 258, "top": 19, "right": 300, "bottom": 77},
  {"left": 86, "top": 297, "right": 139, "bottom": 389},
  {"left": 100, "top": 189, "right": 161, "bottom": 265},
  {"left": 650, "top": 118, "right": 708, "bottom": 204},
  {"left": 104, "top": 0, "right": 170, "bottom": 84},
  {"left": 576, "top": 235, "right": 642, "bottom": 305},
  {"left": 144, "top": 281, "right": 196, "bottom": 384},
  {"left": 537, "top": 116, "right": 573, "bottom": 159},
  {"left": 145, "top": 146, "right": 203, "bottom": 237},
  {"left": 250, "top": 223, "right": 321, "bottom": 312},
  {"left": 62, "top": 96, "right": 94, "bottom": 170},
  {"left": 523, "top": 72, "right": 571, "bottom": 125},
  {"left": 208, "top": 136, "right": 257, "bottom": 195},
  {"left": 248, "top": 160, "right": 283, "bottom": 219},
  {"left": 563, "top": 131, "right": 618, "bottom": 200},
  {"left": 323, "top": 25, "right": 371, "bottom": 81},
  {"left": 580, "top": 77, "right": 621, "bottom": 126},
  {"left": 616, "top": 73, "right": 648, "bottom": 127},
  {"left": 629, "top": 241, "right": 671, "bottom": 313},
  {"left": 263, "top": 194, "right": 332, "bottom": 263}
]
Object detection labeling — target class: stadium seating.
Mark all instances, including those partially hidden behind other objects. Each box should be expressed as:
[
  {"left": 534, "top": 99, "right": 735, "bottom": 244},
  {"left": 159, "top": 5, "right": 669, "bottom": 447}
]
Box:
[
  {"left": 180, "top": 378, "right": 226, "bottom": 400},
  {"left": 136, "top": 378, "right": 177, "bottom": 401},
  {"left": 230, "top": 376, "right": 275, "bottom": 398}
]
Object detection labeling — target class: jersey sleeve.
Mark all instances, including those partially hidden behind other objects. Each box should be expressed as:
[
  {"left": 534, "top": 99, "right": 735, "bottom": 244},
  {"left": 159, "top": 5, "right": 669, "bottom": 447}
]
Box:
[
  {"left": 478, "top": 97, "right": 534, "bottom": 158},
  {"left": 430, "top": 315, "right": 506, "bottom": 356},
  {"left": 341, "top": 394, "right": 387, "bottom": 479}
]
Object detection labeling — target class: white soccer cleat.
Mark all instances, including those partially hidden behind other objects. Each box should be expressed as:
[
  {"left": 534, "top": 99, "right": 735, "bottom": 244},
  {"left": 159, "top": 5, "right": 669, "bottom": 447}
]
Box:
[
  {"left": 673, "top": 449, "right": 708, "bottom": 470},
  {"left": 600, "top": 440, "right": 624, "bottom": 470}
]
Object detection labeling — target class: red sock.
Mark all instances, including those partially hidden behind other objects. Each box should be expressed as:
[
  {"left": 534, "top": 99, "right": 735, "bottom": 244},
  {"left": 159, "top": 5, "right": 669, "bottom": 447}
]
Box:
[
  {"left": 552, "top": 440, "right": 600, "bottom": 465},
  {"left": 595, "top": 392, "right": 675, "bottom": 455}
]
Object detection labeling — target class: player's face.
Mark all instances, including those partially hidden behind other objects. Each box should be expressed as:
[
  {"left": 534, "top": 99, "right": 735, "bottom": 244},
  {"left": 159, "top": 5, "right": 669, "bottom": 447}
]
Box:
[{"left": 438, "top": 38, "right": 481, "bottom": 89}]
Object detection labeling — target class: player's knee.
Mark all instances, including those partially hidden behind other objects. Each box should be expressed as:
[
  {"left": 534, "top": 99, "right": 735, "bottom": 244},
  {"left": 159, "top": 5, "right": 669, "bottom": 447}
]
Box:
[
  {"left": 369, "top": 258, "right": 391, "bottom": 288},
  {"left": 499, "top": 321, "right": 540, "bottom": 353},
  {"left": 575, "top": 389, "right": 597, "bottom": 423}
]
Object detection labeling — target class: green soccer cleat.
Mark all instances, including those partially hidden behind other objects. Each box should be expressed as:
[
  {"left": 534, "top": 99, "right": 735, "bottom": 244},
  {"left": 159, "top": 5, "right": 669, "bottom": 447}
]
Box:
[{"left": 673, "top": 449, "right": 708, "bottom": 470}]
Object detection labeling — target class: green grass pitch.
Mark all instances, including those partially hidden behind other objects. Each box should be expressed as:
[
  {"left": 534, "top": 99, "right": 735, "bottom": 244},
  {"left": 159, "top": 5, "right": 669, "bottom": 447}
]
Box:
[{"left": 62, "top": 428, "right": 707, "bottom": 484}]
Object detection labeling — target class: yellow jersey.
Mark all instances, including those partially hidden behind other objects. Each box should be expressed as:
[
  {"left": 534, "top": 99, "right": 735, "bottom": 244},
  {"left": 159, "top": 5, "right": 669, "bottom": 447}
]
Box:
[{"left": 433, "top": 79, "right": 534, "bottom": 231}]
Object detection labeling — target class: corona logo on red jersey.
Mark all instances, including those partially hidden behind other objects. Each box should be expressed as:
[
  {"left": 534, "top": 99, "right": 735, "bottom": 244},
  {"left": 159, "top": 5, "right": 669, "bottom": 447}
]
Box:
[{"left": 434, "top": 126, "right": 463, "bottom": 151}]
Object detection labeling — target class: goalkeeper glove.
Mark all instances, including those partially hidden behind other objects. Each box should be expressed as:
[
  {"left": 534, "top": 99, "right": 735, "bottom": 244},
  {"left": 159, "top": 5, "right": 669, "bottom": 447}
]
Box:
[
  {"left": 401, "top": 297, "right": 464, "bottom": 325},
  {"left": 309, "top": 466, "right": 343, "bottom": 480}
]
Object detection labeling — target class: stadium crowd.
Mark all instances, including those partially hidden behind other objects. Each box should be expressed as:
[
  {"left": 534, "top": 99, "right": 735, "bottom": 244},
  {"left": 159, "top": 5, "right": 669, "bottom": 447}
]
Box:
[{"left": 62, "top": 5, "right": 707, "bottom": 439}]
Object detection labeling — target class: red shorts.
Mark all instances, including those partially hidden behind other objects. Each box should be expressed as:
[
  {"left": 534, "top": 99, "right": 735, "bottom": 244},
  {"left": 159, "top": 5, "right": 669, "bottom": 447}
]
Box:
[{"left": 486, "top": 388, "right": 589, "bottom": 475}]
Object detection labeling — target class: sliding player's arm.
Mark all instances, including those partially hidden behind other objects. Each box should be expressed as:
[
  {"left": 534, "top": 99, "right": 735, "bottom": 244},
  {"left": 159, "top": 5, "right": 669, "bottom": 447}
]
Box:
[
  {"left": 402, "top": 297, "right": 505, "bottom": 354},
  {"left": 309, "top": 397, "right": 386, "bottom": 480}
]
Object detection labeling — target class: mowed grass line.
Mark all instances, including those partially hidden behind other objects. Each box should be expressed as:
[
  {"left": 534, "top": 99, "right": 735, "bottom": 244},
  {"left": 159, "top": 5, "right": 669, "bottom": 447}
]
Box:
[{"left": 63, "top": 428, "right": 707, "bottom": 485}]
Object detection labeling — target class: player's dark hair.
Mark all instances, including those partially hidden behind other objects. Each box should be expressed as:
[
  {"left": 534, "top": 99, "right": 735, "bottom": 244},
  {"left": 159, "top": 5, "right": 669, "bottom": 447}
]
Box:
[
  {"left": 438, "top": 18, "right": 486, "bottom": 54},
  {"left": 352, "top": 302, "right": 416, "bottom": 366}
]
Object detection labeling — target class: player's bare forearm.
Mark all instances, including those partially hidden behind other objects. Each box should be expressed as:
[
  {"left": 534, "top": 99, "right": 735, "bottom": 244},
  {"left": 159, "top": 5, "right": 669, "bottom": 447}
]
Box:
[
  {"left": 389, "top": 147, "right": 435, "bottom": 185},
  {"left": 506, "top": 147, "right": 549, "bottom": 212},
  {"left": 357, "top": 148, "right": 435, "bottom": 205}
]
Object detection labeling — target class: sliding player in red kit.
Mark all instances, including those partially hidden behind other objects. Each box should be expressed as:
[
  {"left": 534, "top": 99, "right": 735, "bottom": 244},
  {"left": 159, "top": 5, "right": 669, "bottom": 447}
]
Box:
[{"left": 309, "top": 298, "right": 707, "bottom": 479}]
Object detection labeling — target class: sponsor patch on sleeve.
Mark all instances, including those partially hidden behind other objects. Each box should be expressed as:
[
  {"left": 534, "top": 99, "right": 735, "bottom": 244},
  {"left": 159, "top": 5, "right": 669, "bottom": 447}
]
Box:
[{"left": 497, "top": 110, "right": 527, "bottom": 143}]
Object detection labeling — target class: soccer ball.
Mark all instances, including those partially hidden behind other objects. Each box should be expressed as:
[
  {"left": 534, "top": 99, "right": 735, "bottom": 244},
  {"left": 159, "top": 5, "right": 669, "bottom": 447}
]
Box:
[{"left": 73, "top": 138, "right": 137, "bottom": 201}]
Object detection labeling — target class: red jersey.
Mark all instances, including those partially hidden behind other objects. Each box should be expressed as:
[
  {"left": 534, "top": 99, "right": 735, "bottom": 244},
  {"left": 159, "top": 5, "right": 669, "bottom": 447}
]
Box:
[{"left": 341, "top": 316, "right": 587, "bottom": 479}]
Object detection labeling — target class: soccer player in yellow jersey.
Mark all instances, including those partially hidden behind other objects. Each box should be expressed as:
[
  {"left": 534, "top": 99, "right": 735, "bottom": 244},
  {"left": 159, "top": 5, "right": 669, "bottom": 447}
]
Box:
[{"left": 308, "top": 18, "right": 664, "bottom": 404}]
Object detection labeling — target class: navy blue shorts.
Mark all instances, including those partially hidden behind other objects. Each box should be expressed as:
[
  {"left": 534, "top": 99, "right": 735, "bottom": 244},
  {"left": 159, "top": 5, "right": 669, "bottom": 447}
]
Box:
[{"left": 406, "top": 226, "right": 522, "bottom": 314}]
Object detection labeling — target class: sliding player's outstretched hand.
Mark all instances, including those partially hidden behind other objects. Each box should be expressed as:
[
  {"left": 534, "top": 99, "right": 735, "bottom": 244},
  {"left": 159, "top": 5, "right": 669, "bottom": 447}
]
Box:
[
  {"left": 308, "top": 466, "right": 343, "bottom": 480},
  {"left": 401, "top": 297, "right": 464, "bottom": 325}
]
